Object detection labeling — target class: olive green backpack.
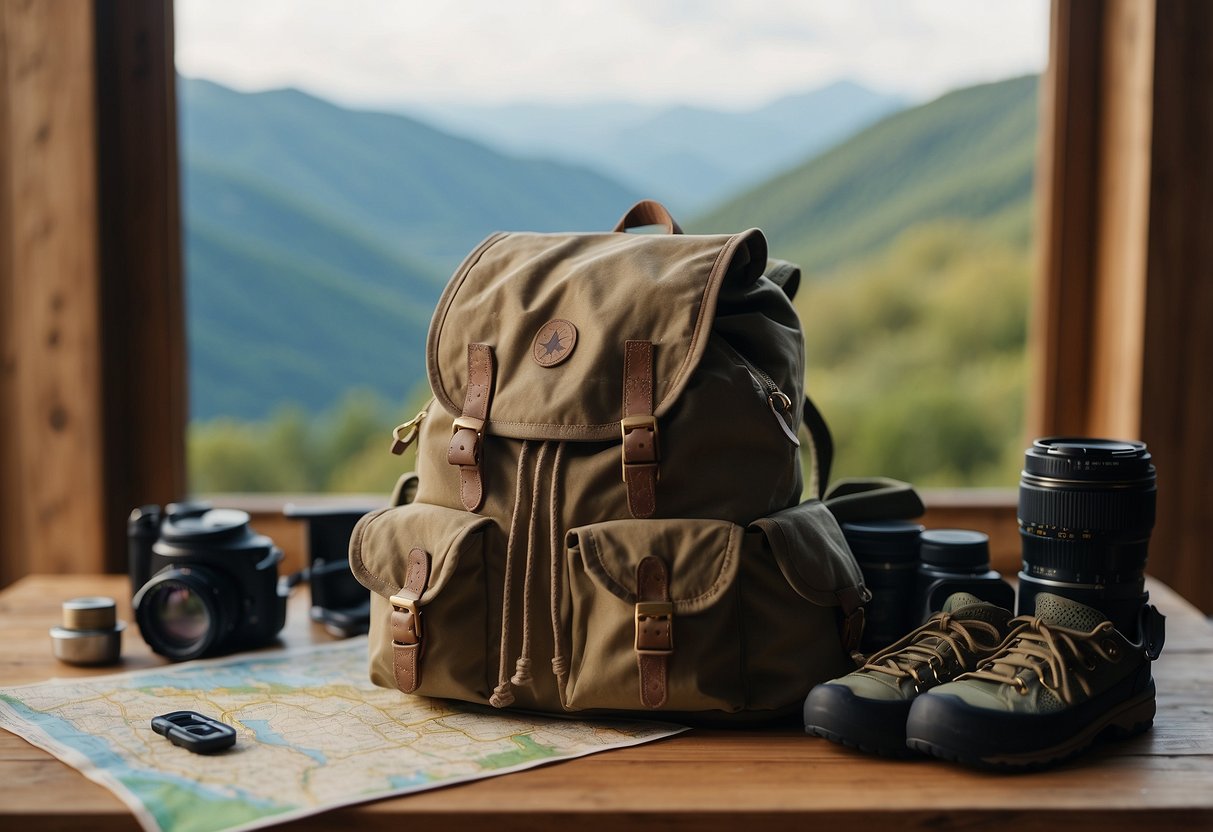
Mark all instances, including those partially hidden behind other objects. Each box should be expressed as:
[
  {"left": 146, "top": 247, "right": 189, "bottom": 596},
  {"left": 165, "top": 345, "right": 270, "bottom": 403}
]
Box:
[{"left": 350, "top": 200, "right": 870, "bottom": 719}]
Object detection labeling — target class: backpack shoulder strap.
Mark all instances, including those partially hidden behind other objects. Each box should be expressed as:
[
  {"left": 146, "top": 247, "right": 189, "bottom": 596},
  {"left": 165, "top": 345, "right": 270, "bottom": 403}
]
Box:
[{"left": 801, "top": 394, "right": 833, "bottom": 499}]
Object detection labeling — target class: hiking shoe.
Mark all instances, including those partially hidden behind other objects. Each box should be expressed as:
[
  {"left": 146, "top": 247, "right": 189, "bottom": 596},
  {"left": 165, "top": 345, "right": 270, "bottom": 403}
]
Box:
[
  {"left": 804, "top": 593, "right": 1014, "bottom": 757},
  {"left": 905, "top": 592, "right": 1166, "bottom": 770}
]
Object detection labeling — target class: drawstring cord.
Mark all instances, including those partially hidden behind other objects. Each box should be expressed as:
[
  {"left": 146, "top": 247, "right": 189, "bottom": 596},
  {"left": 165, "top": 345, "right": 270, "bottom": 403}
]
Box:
[
  {"left": 487, "top": 439, "right": 569, "bottom": 709},
  {"left": 548, "top": 443, "right": 569, "bottom": 688},
  {"left": 510, "top": 442, "right": 552, "bottom": 687},
  {"left": 489, "top": 440, "right": 532, "bottom": 708}
]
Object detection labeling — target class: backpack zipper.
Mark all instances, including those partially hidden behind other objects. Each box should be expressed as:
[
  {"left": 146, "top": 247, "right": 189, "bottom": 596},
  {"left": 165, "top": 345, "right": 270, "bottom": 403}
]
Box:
[{"left": 726, "top": 345, "right": 800, "bottom": 447}]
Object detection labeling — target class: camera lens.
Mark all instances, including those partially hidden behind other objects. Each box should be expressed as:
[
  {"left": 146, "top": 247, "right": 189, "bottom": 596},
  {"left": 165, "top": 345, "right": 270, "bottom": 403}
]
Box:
[
  {"left": 134, "top": 567, "right": 234, "bottom": 661},
  {"left": 151, "top": 584, "right": 211, "bottom": 646},
  {"left": 1017, "top": 437, "right": 1156, "bottom": 631},
  {"left": 841, "top": 520, "right": 922, "bottom": 650}
]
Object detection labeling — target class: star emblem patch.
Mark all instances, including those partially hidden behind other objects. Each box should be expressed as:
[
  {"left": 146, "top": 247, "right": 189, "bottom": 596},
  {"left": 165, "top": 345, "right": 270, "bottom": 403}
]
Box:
[{"left": 531, "top": 319, "right": 578, "bottom": 368}]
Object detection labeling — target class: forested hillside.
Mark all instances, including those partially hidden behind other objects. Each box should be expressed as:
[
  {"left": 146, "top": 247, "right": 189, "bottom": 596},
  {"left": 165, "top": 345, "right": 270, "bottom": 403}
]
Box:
[
  {"left": 697, "top": 75, "right": 1038, "bottom": 487},
  {"left": 187, "top": 75, "right": 1039, "bottom": 493}
]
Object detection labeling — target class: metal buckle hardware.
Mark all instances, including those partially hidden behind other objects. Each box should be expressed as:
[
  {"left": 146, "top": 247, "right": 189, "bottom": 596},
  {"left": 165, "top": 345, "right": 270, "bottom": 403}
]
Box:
[
  {"left": 620, "top": 414, "right": 658, "bottom": 439},
  {"left": 453, "top": 415, "right": 485, "bottom": 434},
  {"left": 390, "top": 409, "right": 428, "bottom": 455},
  {"left": 389, "top": 595, "right": 422, "bottom": 643},
  {"left": 450, "top": 415, "right": 485, "bottom": 464},
  {"left": 620, "top": 415, "right": 660, "bottom": 481},
  {"left": 634, "top": 601, "right": 674, "bottom": 655}
]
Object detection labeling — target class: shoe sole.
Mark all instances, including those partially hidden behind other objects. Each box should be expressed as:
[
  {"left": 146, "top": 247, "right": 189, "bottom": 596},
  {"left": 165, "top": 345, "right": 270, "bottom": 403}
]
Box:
[
  {"left": 804, "top": 684, "right": 918, "bottom": 759},
  {"left": 906, "top": 689, "right": 1156, "bottom": 771}
]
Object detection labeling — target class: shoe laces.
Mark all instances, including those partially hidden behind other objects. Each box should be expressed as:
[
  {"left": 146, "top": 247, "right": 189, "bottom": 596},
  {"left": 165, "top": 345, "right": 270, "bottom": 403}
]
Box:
[
  {"left": 863, "top": 612, "right": 1004, "bottom": 690},
  {"left": 961, "top": 616, "right": 1118, "bottom": 706}
]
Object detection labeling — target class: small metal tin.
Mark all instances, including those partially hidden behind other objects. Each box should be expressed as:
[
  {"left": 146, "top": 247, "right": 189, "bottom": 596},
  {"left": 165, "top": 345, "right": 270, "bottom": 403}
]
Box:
[{"left": 50, "top": 596, "right": 125, "bottom": 666}]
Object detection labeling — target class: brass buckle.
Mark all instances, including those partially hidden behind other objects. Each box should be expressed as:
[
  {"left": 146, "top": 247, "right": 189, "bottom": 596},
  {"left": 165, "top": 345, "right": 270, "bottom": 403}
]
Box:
[
  {"left": 453, "top": 415, "right": 485, "bottom": 434},
  {"left": 451, "top": 415, "right": 485, "bottom": 464},
  {"left": 634, "top": 601, "right": 674, "bottom": 655},
  {"left": 390, "top": 409, "right": 428, "bottom": 455},
  {"left": 389, "top": 595, "right": 423, "bottom": 643},
  {"left": 620, "top": 415, "right": 660, "bottom": 481}
]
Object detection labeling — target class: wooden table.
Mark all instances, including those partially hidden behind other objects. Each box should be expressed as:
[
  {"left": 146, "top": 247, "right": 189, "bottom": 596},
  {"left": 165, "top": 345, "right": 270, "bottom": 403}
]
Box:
[{"left": 2, "top": 575, "right": 1211, "bottom": 831}]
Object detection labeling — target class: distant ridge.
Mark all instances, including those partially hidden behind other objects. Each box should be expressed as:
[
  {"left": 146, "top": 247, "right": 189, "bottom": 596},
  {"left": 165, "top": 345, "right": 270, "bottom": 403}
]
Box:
[
  {"left": 412, "top": 79, "right": 906, "bottom": 213},
  {"left": 179, "top": 77, "right": 643, "bottom": 419},
  {"left": 693, "top": 75, "right": 1038, "bottom": 273}
]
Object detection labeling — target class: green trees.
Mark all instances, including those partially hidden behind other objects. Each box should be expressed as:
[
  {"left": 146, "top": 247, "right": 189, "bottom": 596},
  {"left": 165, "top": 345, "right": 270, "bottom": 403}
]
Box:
[
  {"left": 799, "top": 221, "right": 1028, "bottom": 487},
  {"left": 189, "top": 388, "right": 424, "bottom": 494}
]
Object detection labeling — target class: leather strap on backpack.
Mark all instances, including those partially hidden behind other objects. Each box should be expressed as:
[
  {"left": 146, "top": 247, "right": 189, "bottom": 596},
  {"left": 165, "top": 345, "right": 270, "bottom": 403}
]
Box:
[
  {"left": 448, "top": 343, "right": 495, "bottom": 512},
  {"left": 621, "top": 340, "right": 659, "bottom": 518},
  {"left": 635, "top": 556, "right": 672, "bottom": 709},
  {"left": 390, "top": 547, "right": 430, "bottom": 693}
]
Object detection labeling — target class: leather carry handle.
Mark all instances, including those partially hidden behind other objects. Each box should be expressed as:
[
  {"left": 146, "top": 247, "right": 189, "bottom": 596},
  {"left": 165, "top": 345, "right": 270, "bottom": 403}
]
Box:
[{"left": 613, "top": 200, "right": 684, "bottom": 235}]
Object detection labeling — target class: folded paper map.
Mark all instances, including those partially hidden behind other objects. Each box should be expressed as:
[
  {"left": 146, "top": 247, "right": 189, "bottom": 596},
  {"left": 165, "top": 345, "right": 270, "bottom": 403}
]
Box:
[{"left": 0, "top": 639, "right": 685, "bottom": 832}]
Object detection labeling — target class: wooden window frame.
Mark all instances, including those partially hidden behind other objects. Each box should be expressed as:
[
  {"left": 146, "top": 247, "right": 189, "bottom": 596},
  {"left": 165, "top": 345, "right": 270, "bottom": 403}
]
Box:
[{"left": 3, "top": 1, "right": 1211, "bottom": 612}]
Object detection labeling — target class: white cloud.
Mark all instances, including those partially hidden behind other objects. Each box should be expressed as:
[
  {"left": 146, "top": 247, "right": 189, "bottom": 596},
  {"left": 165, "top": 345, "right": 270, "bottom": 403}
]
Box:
[{"left": 175, "top": 0, "right": 1049, "bottom": 108}]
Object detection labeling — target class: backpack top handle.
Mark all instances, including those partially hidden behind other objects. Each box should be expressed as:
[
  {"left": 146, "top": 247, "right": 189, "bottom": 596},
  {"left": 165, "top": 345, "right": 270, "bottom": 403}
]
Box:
[{"left": 612, "top": 200, "right": 684, "bottom": 235}]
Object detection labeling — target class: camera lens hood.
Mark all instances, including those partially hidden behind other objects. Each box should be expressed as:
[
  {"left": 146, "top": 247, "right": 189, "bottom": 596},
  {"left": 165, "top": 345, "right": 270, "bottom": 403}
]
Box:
[{"left": 160, "top": 508, "right": 253, "bottom": 545}]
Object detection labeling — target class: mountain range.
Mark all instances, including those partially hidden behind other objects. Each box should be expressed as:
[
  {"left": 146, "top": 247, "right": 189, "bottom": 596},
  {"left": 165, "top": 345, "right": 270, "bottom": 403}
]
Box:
[
  {"left": 180, "top": 75, "right": 1037, "bottom": 422},
  {"left": 412, "top": 80, "right": 905, "bottom": 212},
  {"left": 180, "top": 78, "right": 642, "bottom": 419}
]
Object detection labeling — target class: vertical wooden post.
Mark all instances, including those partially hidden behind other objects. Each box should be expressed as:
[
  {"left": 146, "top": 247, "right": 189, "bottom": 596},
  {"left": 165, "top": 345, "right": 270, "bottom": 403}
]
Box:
[
  {"left": 1, "top": 0, "right": 183, "bottom": 585},
  {"left": 1031, "top": 0, "right": 1213, "bottom": 612},
  {"left": 95, "top": 0, "right": 187, "bottom": 570},
  {"left": 1138, "top": 0, "right": 1213, "bottom": 613},
  {"left": 0, "top": 0, "right": 107, "bottom": 583}
]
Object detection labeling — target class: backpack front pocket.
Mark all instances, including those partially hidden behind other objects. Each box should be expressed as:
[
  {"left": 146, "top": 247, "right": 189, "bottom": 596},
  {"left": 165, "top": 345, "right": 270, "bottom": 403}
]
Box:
[
  {"left": 350, "top": 502, "right": 496, "bottom": 702},
  {"left": 562, "top": 518, "right": 745, "bottom": 713}
]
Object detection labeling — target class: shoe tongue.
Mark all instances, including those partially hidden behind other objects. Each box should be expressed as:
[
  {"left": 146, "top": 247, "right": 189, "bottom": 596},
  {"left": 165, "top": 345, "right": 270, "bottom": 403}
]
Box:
[
  {"left": 940, "top": 592, "right": 1012, "bottom": 627},
  {"left": 1033, "top": 592, "right": 1107, "bottom": 631}
]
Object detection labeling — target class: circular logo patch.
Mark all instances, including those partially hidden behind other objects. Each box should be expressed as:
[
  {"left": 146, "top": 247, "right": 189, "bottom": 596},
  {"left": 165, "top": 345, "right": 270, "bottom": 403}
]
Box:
[{"left": 532, "top": 319, "right": 578, "bottom": 367}]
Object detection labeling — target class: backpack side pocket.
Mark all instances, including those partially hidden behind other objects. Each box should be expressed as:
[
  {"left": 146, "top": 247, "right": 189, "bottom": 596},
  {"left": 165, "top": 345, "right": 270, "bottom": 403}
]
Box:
[{"left": 351, "top": 502, "right": 495, "bottom": 703}]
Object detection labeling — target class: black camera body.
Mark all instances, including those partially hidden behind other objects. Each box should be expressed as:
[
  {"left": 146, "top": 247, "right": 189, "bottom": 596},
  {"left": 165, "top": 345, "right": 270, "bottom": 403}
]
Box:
[
  {"left": 129, "top": 503, "right": 287, "bottom": 661},
  {"left": 284, "top": 505, "right": 373, "bottom": 638}
]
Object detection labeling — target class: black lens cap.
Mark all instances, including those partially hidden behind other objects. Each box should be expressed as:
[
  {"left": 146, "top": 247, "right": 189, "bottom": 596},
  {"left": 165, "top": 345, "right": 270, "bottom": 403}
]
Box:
[
  {"left": 1024, "top": 436, "right": 1154, "bottom": 483},
  {"left": 920, "top": 529, "right": 989, "bottom": 569}
]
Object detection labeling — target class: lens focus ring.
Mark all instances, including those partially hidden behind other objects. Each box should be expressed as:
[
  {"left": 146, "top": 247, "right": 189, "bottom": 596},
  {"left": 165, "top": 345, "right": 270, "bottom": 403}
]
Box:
[{"left": 1018, "top": 481, "right": 1155, "bottom": 540}]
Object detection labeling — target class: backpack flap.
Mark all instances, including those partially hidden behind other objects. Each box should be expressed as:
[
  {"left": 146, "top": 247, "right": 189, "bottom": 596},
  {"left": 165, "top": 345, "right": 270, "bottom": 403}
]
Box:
[
  {"left": 427, "top": 227, "right": 768, "bottom": 442},
  {"left": 749, "top": 499, "right": 871, "bottom": 653}
]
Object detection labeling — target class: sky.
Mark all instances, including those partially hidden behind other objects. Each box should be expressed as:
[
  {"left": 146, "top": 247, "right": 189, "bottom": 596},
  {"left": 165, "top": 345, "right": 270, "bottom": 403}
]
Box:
[{"left": 175, "top": 0, "right": 1049, "bottom": 111}]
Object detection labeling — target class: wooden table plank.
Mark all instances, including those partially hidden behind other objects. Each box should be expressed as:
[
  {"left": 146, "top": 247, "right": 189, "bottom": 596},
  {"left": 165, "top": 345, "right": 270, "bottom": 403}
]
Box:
[{"left": 1, "top": 575, "right": 1210, "bottom": 831}]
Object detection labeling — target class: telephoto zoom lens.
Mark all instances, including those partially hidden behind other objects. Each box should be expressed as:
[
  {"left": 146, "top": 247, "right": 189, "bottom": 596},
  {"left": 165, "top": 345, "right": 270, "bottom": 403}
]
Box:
[{"left": 1018, "top": 437, "right": 1156, "bottom": 632}]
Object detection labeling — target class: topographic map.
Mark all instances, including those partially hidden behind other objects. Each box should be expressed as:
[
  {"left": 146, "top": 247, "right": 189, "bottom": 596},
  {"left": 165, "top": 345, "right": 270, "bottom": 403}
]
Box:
[{"left": 0, "top": 639, "right": 684, "bottom": 832}]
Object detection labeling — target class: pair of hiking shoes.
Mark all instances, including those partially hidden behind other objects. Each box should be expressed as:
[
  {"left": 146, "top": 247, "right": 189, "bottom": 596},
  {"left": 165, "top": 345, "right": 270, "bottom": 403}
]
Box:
[{"left": 804, "top": 591, "right": 1166, "bottom": 770}]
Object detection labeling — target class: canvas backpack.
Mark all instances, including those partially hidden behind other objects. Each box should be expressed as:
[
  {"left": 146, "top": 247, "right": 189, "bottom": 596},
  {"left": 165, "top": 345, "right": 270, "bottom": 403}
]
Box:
[{"left": 350, "top": 200, "right": 871, "bottom": 719}]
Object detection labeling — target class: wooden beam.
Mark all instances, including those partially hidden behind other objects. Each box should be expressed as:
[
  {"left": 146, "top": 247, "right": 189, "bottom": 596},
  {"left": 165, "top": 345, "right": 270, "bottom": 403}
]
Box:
[
  {"left": 0, "top": 0, "right": 107, "bottom": 584},
  {"left": 1031, "top": 0, "right": 1213, "bottom": 612},
  {"left": 94, "top": 0, "right": 187, "bottom": 570},
  {"left": 1028, "top": 0, "right": 1102, "bottom": 439},
  {"left": 1139, "top": 0, "right": 1213, "bottom": 613},
  {"left": 1029, "top": 0, "right": 1156, "bottom": 439}
]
